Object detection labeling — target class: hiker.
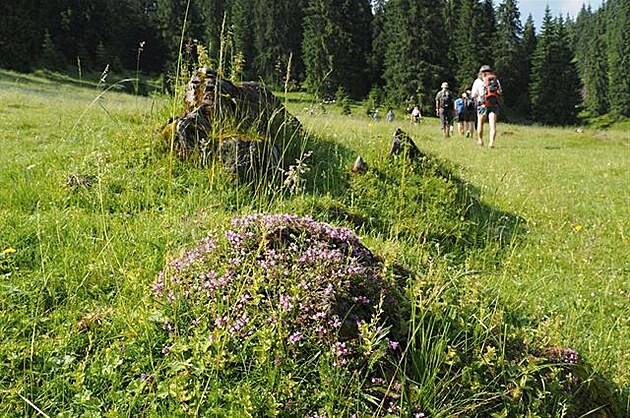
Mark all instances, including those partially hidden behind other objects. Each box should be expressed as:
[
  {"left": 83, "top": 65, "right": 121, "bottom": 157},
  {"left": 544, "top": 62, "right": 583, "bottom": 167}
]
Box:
[
  {"left": 454, "top": 93, "right": 467, "bottom": 136},
  {"left": 410, "top": 106, "right": 422, "bottom": 123},
  {"left": 471, "top": 65, "right": 502, "bottom": 148},
  {"left": 386, "top": 109, "right": 395, "bottom": 122},
  {"left": 435, "top": 82, "right": 454, "bottom": 138},
  {"left": 464, "top": 89, "right": 476, "bottom": 137}
]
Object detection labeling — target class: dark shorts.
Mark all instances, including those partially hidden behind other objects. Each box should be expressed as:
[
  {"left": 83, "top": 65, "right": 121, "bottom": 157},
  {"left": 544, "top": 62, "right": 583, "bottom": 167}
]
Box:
[
  {"left": 477, "top": 105, "right": 499, "bottom": 116},
  {"left": 439, "top": 109, "right": 452, "bottom": 128},
  {"left": 457, "top": 112, "right": 466, "bottom": 122}
]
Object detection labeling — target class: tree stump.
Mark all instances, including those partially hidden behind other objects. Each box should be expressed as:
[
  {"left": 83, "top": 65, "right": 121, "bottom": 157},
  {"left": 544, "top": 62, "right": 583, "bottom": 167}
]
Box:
[{"left": 162, "top": 67, "right": 303, "bottom": 184}]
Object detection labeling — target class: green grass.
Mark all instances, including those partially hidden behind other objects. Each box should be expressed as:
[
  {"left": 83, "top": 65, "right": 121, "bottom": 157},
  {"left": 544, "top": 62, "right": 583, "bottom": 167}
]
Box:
[
  {"left": 0, "top": 69, "right": 628, "bottom": 416},
  {"left": 291, "top": 102, "right": 629, "bottom": 382}
]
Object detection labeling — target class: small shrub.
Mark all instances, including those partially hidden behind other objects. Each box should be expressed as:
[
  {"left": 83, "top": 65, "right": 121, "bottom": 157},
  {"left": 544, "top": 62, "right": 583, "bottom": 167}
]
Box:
[{"left": 151, "top": 213, "right": 408, "bottom": 415}]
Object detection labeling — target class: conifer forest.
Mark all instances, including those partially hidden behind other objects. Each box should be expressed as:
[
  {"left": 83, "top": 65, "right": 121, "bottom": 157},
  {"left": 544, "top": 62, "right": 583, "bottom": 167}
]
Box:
[{"left": 1, "top": 0, "right": 628, "bottom": 124}]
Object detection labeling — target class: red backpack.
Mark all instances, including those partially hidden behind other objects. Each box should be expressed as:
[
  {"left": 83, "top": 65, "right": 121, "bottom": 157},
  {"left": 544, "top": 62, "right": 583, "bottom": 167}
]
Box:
[{"left": 483, "top": 73, "right": 501, "bottom": 107}]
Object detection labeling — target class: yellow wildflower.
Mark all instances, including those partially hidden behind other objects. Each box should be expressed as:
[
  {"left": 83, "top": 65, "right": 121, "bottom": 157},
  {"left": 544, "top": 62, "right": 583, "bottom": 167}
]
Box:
[{"left": 2, "top": 247, "right": 16, "bottom": 255}]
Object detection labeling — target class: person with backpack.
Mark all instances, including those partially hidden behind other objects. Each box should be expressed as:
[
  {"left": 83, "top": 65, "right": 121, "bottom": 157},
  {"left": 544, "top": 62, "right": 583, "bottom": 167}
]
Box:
[
  {"left": 471, "top": 65, "right": 502, "bottom": 148},
  {"left": 454, "top": 93, "right": 467, "bottom": 136},
  {"left": 464, "top": 89, "right": 476, "bottom": 137},
  {"left": 435, "top": 82, "right": 454, "bottom": 138}
]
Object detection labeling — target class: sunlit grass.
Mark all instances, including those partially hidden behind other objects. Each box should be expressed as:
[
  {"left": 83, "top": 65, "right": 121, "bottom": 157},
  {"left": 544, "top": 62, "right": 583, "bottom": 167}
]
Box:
[
  {"left": 0, "top": 69, "right": 628, "bottom": 415},
  {"left": 288, "top": 102, "right": 630, "bottom": 392}
]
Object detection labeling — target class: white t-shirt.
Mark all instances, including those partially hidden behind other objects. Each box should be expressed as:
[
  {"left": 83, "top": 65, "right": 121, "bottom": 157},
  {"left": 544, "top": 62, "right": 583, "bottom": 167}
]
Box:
[{"left": 471, "top": 77, "right": 485, "bottom": 104}]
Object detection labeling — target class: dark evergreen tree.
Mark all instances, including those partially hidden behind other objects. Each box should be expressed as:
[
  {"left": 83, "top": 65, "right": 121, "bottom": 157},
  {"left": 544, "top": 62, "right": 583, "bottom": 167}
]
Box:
[
  {"left": 573, "top": 5, "right": 593, "bottom": 112},
  {"left": 154, "top": 0, "right": 215, "bottom": 68},
  {"left": 381, "top": 0, "right": 451, "bottom": 110},
  {"left": 0, "top": 0, "right": 45, "bottom": 71},
  {"left": 452, "top": 0, "right": 483, "bottom": 91},
  {"left": 477, "top": 0, "right": 497, "bottom": 65},
  {"left": 369, "top": 0, "right": 388, "bottom": 87},
  {"left": 231, "top": 0, "right": 256, "bottom": 80},
  {"left": 495, "top": 0, "right": 523, "bottom": 115},
  {"left": 574, "top": 5, "right": 609, "bottom": 116},
  {"left": 252, "top": 0, "right": 306, "bottom": 86},
  {"left": 41, "top": 29, "right": 65, "bottom": 70},
  {"left": 302, "top": 0, "right": 372, "bottom": 99},
  {"left": 606, "top": 0, "right": 630, "bottom": 116},
  {"left": 518, "top": 14, "right": 537, "bottom": 116},
  {"left": 529, "top": 9, "right": 581, "bottom": 125}
]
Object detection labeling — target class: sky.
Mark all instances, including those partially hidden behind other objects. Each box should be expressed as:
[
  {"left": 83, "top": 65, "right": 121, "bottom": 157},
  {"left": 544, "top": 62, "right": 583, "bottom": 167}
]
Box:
[{"left": 517, "top": 0, "right": 602, "bottom": 29}]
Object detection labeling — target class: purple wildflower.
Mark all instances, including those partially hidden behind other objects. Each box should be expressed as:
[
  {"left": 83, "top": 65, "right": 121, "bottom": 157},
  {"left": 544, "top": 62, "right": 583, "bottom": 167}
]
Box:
[
  {"left": 388, "top": 340, "right": 400, "bottom": 350},
  {"left": 387, "top": 401, "right": 400, "bottom": 414},
  {"left": 334, "top": 341, "right": 349, "bottom": 357},
  {"left": 562, "top": 348, "right": 579, "bottom": 364},
  {"left": 289, "top": 331, "right": 303, "bottom": 344},
  {"left": 215, "top": 316, "right": 228, "bottom": 328},
  {"left": 279, "top": 294, "right": 293, "bottom": 312},
  {"left": 328, "top": 315, "right": 342, "bottom": 328},
  {"left": 371, "top": 377, "right": 385, "bottom": 385}
]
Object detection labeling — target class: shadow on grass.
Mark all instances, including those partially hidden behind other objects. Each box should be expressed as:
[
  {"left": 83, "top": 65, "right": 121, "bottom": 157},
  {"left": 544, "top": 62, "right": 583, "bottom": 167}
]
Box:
[
  {"left": 305, "top": 141, "right": 527, "bottom": 265},
  {"left": 0, "top": 68, "right": 160, "bottom": 96}
]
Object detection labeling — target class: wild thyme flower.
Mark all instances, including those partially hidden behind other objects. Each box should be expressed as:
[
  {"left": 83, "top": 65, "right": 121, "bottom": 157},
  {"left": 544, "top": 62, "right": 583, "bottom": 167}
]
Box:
[
  {"left": 228, "top": 315, "right": 249, "bottom": 334},
  {"left": 328, "top": 315, "right": 342, "bottom": 328},
  {"left": 388, "top": 340, "right": 400, "bottom": 350},
  {"left": 215, "top": 316, "right": 228, "bottom": 328},
  {"left": 371, "top": 377, "right": 385, "bottom": 385},
  {"left": 279, "top": 294, "right": 293, "bottom": 312},
  {"left": 334, "top": 341, "right": 349, "bottom": 357},
  {"left": 561, "top": 348, "right": 579, "bottom": 364},
  {"left": 545, "top": 347, "right": 580, "bottom": 364},
  {"left": 289, "top": 332, "right": 303, "bottom": 344},
  {"left": 153, "top": 213, "right": 407, "bottom": 411},
  {"left": 387, "top": 401, "right": 400, "bottom": 414}
]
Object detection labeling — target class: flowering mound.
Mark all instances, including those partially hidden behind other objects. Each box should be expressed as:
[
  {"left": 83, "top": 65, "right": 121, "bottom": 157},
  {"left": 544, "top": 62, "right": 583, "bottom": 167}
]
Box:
[{"left": 152, "top": 213, "right": 408, "bottom": 414}]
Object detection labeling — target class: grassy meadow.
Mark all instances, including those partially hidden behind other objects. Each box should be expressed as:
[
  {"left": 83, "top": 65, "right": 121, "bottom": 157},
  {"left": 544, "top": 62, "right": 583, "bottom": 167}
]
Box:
[{"left": 0, "top": 68, "right": 628, "bottom": 416}]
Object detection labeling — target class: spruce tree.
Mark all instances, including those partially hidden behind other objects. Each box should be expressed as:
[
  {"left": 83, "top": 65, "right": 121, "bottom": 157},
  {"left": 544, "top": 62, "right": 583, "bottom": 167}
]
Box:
[
  {"left": 580, "top": 7, "right": 609, "bottom": 116},
  {"left": 370, "top": 0, "right": 388, "bottom": 87},
  {"left": 0, "top": 0, "right": 43, "bottom": 71},
  {"left": 477, "top": 0, "right": 497, "bottom": 65},
  {"left": 529, "top": 9, "right": 581, "bottom": 125},
  {"left": 252, "top": 0, "right": 305, "bottom": 86},
  {"left": 231, "top": 0, "right": 255, "bottom": 80},
  {"left": 495, "top": 0, "right": 523, "bottom": 115},
  {"left": 381, "top": 0, "right": 451, "bottom": 109},
  {"left": 607, "top": 0, "right": 630, "bottom": 117},
  {"left": 518, "top": 14, "right": 537, "bottom": 116},
  {"left": 302, "top": 0, "right": 372, "bottom": 99},
  {"left": 41, "top": 29, "right": 65, "bottom": 70},
  {"left": 453, "top": 0, "right": 483, "bottom": 91}
]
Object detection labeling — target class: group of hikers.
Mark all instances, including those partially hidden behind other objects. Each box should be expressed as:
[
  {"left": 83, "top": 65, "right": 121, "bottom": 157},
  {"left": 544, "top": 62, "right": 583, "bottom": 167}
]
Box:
[
  {"left": 423, "top": 65, "right": 501, "bottom": 148},
  {"left": 383, "top": 65, "right": 502, "bottom": 148}
]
